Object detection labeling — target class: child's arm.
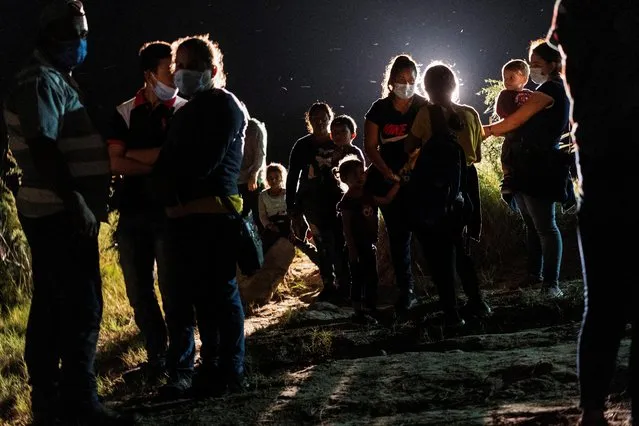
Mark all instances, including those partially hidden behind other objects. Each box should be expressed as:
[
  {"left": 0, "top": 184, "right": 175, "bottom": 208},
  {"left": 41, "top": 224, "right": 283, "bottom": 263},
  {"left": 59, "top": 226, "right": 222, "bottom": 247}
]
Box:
[
  {"left": 341, "top": 210, "right": 359, "bottom": 262},
  {"left": 373, "top": 181, "right": 401, "bottom": 206}
]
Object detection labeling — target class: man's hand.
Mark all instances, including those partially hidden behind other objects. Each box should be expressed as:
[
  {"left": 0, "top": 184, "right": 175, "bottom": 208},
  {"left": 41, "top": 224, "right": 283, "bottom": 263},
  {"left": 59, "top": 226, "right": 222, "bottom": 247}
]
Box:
[
  {"left": 266, "top": 223, "right": 278, "bottom": 232},
  {"left": 248, "top": 174, "right": 258, "bottom": 192},
  {"left": 66, "top": 191, "right": 99, "bottom": 237}
]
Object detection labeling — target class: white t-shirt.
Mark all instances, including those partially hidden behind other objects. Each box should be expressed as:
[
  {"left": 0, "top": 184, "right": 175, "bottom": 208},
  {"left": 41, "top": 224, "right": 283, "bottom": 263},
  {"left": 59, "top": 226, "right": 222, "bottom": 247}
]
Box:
[{"left": 258, "top": 189, "right": 288, "bottom": 226}]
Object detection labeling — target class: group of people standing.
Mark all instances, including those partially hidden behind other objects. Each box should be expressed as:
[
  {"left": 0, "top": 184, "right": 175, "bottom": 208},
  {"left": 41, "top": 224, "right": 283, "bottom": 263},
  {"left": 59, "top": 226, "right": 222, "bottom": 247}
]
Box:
[{"left": 2, "top": 0, "right": 636, "bottom": 425}]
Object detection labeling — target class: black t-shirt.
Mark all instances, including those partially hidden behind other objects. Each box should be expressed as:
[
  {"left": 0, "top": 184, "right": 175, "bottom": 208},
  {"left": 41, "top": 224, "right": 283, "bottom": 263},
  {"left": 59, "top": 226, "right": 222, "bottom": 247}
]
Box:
[
  {"left": 511, "top": 78, "right": 570, "bottom": 200},
  {"left": 286, "top": 134, "right": 342, "bottom": 213},
  {"left": 364, "top": 94, "right": 428, "bottom": 174},
  {"left": 108, "top": 93, "right": 185, "bottom": 213},
  {"left": 338, "top": 191, "right": 378, "bottom": 246},
  {"left": 519, "top": 79, "right": 569, "bottom": 150}
]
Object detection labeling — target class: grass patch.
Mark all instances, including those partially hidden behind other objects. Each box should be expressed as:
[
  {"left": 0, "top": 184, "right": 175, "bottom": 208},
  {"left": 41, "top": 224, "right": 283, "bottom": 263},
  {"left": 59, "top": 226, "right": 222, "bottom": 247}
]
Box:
[{"left": 0, "top": 212, "right": 140, "bottom": 424}]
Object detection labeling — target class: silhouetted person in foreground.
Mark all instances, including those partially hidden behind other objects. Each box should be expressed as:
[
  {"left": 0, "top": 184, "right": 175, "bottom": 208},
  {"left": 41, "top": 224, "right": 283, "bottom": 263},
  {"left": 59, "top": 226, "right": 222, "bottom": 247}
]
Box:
[
  {"left": 549, "top": 1, "right": 639, "bottom": 425},
  {"left": 107, "top": 41, "right": 187, "bottom": 382},
  {"left": 3, "top": 1, "right": 130, "bottom": 424},
  {"left": 153, "top": 34, "right": 248, "bottom": 399}
]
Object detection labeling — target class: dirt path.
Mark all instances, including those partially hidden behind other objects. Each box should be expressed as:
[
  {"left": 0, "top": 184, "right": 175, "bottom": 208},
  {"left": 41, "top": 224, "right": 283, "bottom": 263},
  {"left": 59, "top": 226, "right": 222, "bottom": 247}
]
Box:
[{"left": 111, "top": 258, "right": 632, "bottom": 425}]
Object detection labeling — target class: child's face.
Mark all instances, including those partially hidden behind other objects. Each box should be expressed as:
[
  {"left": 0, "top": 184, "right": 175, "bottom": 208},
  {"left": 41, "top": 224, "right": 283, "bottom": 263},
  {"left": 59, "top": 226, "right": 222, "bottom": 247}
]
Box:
[
  {"left": 331, "top": 124, "right": 354, "bottom": 147},
  {"left": 345, "top": 165, "right": 366, "bottom": 189},
  {"left": 503, "top": 70, "right": 528, "bottom": 91},
  {"left": 266, "top": 170, "right": 283, "bottom": 189}
]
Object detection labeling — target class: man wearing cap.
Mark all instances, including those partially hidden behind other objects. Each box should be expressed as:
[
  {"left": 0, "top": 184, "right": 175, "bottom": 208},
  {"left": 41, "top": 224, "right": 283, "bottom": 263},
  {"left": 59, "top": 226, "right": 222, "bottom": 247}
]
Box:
[{"left": 3, "top": 1, "right": 130, "bottom": 424}]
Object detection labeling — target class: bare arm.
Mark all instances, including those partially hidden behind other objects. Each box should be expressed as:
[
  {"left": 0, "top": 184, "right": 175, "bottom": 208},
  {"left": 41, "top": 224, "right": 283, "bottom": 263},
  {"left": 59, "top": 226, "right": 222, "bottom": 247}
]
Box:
[
  {"left": 125, "top": 147, "right": 161, "bottom": 166},
  {"left": 341, "top": 210, "right": 359, "bottom": 261},
  {"left": 364, "top": 120, "right": 394, "bottom": 180},
  {"left": 108, "top": 143, "right": 152, "bottom": 175},
  {"left": 373, "top": 181, "right": 401, "bottom": 206},
  {"left": 484, "top": 91, "right": 555, "bottom": 137}
]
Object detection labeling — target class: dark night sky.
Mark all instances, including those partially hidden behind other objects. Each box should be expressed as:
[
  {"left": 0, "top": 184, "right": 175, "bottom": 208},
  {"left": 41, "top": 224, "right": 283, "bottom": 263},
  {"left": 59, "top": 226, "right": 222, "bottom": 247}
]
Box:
[{"left": 0, "top": 1, "right": 555, "bottom": 165}]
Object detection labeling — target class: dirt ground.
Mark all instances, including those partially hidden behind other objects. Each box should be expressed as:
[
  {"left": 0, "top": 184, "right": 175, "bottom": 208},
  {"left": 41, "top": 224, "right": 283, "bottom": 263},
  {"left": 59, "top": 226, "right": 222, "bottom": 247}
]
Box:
[{"left": 109, "top": 254, "right": 632, "bottom": 426}]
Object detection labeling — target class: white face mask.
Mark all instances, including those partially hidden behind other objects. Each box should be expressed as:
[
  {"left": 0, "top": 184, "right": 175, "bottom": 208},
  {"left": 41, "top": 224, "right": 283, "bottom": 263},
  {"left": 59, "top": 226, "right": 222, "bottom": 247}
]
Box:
[
  {"left": 174, "top": 69, "right": 213, "bottom": 97},
  {"left": 393, "top": 83, "right": 415, "bottom": 100},
  {"left": 153, "top": 79, "right": 178, "bottom": 101},
  {"left": 529, "top": 67, "right": 548, "bottom": 85}
]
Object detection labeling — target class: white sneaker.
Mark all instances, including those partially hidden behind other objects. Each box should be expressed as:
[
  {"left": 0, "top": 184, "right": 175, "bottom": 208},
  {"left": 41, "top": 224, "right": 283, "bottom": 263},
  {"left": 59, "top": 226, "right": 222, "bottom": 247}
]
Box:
[{"left": 543, "top": 285, "right": 564, "bottom": 298}]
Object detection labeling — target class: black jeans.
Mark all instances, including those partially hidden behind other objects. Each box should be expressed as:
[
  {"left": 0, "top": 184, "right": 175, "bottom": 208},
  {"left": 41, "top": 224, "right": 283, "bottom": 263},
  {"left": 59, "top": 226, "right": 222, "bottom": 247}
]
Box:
[
  {"left": 577, "top": 152, "right": 637, "bottom": 415},
  {"left": 413, "top": 225, "right": 458, "bottom": 321},
  {"left": 19, "top": 212, "right": 102, "bottom": 411},
  {"left": 115, "top": 210, "right": 169, "bottom": 364},
  {"left": 380, "top": 194, "right": 414, "bottom": 295},
  {"left": 304, "top": 206, "right": 350, "bottom": 292},
  {"left": 454, "top": 235, "right": 483, "bottom": 303},
  {"left": 164, "top": 213, "right": 245, "bottom": 378},
  {"left": 349, "top": 243, "right": 378, "bottom": 310}
]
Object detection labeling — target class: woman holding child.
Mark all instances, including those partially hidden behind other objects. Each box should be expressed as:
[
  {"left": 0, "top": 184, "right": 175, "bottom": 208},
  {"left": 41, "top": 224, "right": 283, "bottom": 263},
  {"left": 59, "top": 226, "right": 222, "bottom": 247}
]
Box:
[{"left": 484, "top": 40, "right": 570, "bottom": 298}]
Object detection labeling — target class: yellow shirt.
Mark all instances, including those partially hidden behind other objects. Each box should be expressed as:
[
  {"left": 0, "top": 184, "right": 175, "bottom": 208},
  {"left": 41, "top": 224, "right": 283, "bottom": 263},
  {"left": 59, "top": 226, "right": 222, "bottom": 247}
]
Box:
[{"left": 410, "top": 104, "right": 483, "bottom": 165}]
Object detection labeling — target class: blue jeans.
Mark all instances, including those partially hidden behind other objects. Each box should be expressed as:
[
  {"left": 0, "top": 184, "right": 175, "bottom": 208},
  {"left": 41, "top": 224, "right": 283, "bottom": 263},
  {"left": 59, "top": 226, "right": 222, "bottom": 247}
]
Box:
[
  {"left": 514, "top": 193, "right": 563, "bottom": 286},
  {"left": 164, "top": 213, "right": 245, "bottom": 377},
  {"left": 19, "top": 212, "right": 102, "bottom": 412},
  {"left": 380, "top": 196, "right": 414, "bottom": 294},
  {"left": 576, "top": 152, "right": 638, "bottom": 414},
  {"left": 116, "top": 211, "right": 169, "bottom": 363}
]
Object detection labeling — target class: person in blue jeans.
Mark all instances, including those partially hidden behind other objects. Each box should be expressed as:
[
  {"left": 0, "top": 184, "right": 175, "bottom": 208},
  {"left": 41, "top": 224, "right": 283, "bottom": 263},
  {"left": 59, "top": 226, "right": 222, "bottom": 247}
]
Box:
[
  {"left": 363, "top": 54, "right": 428, "bottom": 312},
  {"left": 484, "top": 40, "right": 570, "bottom": 298},
  {"left": 3, "top": 1, "right": 131, "bottom": 424},
  {"left": 107, "top": 41, "right": 187, "bottom": 381},
  {"left": 153, "top": 34, "right": 248, "bottom": 398}
]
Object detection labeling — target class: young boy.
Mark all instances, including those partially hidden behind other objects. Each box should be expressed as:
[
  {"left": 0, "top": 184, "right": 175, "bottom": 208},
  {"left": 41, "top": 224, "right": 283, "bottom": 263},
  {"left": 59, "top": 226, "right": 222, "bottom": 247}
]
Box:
[
  {"left": 336, "top": 155, "right": 400, "bottom": 323},
  {"left": 330, "top": 114, "right": 366, "bottom": 167},
  {"left": 494, "top": 59, "right": 533, "bottom": 205}
]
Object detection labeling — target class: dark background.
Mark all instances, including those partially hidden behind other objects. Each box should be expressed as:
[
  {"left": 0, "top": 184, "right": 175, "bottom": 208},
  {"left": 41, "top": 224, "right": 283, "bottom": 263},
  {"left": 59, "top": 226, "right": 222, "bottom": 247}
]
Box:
[{"left": 0, "top": 1, "right": 554, "bottom": 165}]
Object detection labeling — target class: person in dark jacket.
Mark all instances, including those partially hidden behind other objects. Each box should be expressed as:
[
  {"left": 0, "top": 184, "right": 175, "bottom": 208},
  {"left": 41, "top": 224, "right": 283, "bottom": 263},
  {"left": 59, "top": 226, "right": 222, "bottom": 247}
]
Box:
[
  {"left": 549, "top": 2, "right": 639, "bottom": 424},
  {"left": 484, "top": 40, "right": 570, "bottom": 298},
  {"left": 153, "top": 34, "right": 248, "bottom": 398}
]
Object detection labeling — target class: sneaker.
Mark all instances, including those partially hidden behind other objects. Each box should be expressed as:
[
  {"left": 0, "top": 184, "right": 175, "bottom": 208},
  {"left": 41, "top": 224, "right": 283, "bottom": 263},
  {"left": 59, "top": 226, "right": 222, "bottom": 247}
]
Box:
[
  {"left": 395, "top": 290, "right": 418, "bottom": 313},
  {"left": 542, "top": 285, "right": 564, "bottom": 298},
  {"left": 443, "top": 312, "right": 466, "bottom": 332},
  {"left": 61, "top": 403, "right": 135, "bottom": 426},
  {"left": 122, "top": 359, "right": 167, "bottom": 385},
  {"left": 158, "top": 371, "right": 193, "bottom": 400},
  {"left": 463, "top": 299, "right": 492, "bottom": 319}
]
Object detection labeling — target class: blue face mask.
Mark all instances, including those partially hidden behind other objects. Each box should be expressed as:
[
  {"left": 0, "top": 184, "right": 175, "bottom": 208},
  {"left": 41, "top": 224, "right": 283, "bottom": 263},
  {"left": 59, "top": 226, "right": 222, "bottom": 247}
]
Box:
[{"left": 50, "top": 38, "right": 88, "bottom": 70}]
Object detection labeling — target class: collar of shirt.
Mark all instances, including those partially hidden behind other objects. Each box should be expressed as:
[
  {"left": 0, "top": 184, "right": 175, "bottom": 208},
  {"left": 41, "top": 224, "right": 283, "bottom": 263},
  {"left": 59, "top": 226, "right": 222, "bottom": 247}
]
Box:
[{"left": 133, "top": 88, "right": 177, "bottom": 109}]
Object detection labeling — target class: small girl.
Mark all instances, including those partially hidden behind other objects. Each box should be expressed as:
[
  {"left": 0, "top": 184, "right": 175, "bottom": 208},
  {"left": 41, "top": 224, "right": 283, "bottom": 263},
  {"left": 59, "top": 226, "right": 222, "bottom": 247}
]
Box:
[
  {"left": 258, "top": 163, "right": 319, "bottom": 264},
  {"left": 336, "top": 155, "right": 400, "bottom": 322}
]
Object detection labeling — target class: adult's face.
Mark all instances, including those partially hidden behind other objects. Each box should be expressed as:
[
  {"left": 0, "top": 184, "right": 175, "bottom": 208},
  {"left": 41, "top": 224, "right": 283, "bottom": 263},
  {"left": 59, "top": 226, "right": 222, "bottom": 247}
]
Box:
[
  {"left": 309, "top": 110, "right": 330, "bottom": 136},
  {"left": 45, "top": 1, "right": 88, "bottom": 42},
  {"left": 530, "top": 53, "right": 557, "bottom": 79},
  {"left": 151, "top": 57, "right": 175, "bottom": 88},
  {"left": 175, "top": 46, "right": 206, "bottom": 72}
]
